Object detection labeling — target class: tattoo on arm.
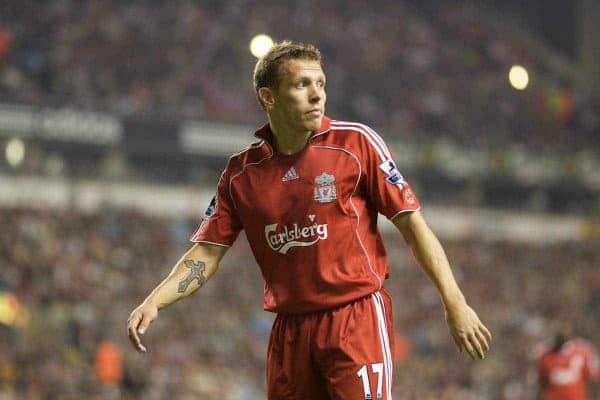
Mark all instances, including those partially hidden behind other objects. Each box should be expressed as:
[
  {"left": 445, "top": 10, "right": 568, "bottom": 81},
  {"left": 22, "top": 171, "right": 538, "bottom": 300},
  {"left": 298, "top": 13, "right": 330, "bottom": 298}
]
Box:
[{"left": 178, "top": 260, "right": 206, "bottom": 293}]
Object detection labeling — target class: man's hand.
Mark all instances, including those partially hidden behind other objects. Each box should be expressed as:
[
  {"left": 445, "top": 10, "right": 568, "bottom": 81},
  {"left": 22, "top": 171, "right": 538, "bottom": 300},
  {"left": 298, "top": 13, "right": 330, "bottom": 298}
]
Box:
[
  {"left": 125, "top": 244, "right": 227, "bottom": 353},
  {"left": 445, "top": 303, "right": 492, "bottom": 360},
  {"left": 127, "top": 302, "right": 158, "bottom": 353}
]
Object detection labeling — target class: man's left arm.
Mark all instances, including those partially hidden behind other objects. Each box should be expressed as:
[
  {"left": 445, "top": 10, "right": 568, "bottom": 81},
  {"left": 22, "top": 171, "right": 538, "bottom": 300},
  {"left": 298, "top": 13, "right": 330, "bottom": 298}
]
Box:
[{"left": 392, "top": 210, "right": 492, "bottom": 360}]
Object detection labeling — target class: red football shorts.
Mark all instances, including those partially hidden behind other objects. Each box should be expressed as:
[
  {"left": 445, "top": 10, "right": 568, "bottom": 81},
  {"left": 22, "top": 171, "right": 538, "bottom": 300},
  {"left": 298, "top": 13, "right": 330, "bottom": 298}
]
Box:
[{"left": 267, "top": 289, "right": 395, "bottom": 400}]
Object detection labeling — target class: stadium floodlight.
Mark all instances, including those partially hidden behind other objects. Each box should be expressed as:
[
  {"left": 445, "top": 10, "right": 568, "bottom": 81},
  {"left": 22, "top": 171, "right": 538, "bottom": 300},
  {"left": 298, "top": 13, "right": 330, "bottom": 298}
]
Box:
[
  {"left": 250, "top": 34, "right": 274, "bottom": 58},
  {"left": 5, "top": 138, "right": 25, "bottom": 168},
  {"left": 0, "top": 291, "right": 21, "bottom": 327},
  {"left": 509, "top": 65, "right": 529, "bottom": 90}
]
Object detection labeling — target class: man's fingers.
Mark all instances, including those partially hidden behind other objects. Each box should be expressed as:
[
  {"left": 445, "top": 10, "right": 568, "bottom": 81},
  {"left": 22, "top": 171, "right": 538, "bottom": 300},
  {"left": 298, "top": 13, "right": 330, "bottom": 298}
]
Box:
[
  {"left": 461, "top": 337, "right": 477, "bottom": 360},
  {"left": 127, "top": 313, "right": 147, "bottom": 353},
  {"left": 475, "top": 328, "right": 490, "bottom": 352},
  {"left": 480, "top": 324, "right": 492, "bottom": 342},
  {"left": 138, "top": 314, "right": 153, "bottom": 335},
  {"left": 127, "top": 314, "right": 140, "bottom": 341},
  {"left": 128, "top": 324, "right": 141, "bottom": 348},
  {"left": 468, "top": 333, "right": 485, "bottom": 359}
]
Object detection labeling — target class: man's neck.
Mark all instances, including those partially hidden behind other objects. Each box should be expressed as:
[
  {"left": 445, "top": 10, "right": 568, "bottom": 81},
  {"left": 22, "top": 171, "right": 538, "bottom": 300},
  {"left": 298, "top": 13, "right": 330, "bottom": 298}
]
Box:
[{"left": 269, "top": 118, "right": 312, "bottom": 155}]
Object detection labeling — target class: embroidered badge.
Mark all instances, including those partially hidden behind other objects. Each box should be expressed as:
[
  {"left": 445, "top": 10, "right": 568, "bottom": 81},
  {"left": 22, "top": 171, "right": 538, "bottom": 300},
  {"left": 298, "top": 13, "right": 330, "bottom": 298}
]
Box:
[
  {"left": 195, "top": 195, "right": 217, "bottom": 234},
  {"left": 314, "top": 172, "right": 337, "bottom": 203},
  {"left": 403, "top": 187, "right": 417, "bottom": 206},
  {"left": 379, "top": 159, "right": 406, "bottom": 186},
  {"left": 203, "top": 195, "right": 217, "bottom": 219}
]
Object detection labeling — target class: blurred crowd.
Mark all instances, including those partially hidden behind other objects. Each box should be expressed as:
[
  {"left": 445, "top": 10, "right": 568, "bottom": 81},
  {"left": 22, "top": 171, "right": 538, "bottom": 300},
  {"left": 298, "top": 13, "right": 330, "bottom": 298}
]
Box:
[
  {"left": 0, "top": 0, "right": 598, "bottom": 153},
  {"left": 0, "top": 206, "right": 598, "bottom": 399}
]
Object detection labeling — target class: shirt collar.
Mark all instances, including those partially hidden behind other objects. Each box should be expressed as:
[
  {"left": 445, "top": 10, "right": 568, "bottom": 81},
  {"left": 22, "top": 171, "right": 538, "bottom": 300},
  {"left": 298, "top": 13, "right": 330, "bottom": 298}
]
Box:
[{"left": 253, "top": 116, "right": 331, "bottom": 142}]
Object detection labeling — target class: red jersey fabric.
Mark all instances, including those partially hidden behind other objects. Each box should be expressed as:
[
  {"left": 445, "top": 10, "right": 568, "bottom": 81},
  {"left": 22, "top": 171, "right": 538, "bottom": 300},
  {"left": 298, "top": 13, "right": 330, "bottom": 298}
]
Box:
[
  {"left": 190, "top": 116, "right": 420, "bottom": 313},
  {"left": 539, "top": 339, "right": 599, "bottom": 400}
]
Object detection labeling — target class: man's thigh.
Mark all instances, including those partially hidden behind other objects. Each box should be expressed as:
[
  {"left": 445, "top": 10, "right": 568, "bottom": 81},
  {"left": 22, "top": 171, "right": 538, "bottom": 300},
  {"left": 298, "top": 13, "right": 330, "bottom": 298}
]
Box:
[
  {"left": 314, "top": 290, "right": 395, "bottom": 400},
  {"left": 266, "top": 313, "right": 330, "bottom": 400}
]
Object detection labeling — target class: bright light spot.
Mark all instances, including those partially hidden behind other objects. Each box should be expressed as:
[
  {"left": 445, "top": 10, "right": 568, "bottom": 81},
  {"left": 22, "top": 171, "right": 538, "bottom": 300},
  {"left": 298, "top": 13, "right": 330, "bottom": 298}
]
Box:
[
  {"left": 5, "top": 138, "right": 25, "bottom": 168},
  {"left": 0, "top": 291, "right": 21, "bottom": 327},
  {"left": 509, "top": 65, "right": 529, "bottom": 90},
  {"left": 250, "top": 34, "right": 274, "bottom": 58}
]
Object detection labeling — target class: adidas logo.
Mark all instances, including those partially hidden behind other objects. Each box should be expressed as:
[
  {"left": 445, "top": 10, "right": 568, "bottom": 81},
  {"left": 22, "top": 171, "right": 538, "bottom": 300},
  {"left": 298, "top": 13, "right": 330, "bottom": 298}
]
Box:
[{"left": 282, "top": 166, "right": 299, "bottom": 182}]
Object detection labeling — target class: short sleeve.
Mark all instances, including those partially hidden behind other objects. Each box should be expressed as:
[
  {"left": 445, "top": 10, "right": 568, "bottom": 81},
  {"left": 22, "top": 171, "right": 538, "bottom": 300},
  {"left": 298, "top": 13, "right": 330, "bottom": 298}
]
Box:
[
  {"left": 190, "top": 165, "right": 243, "bottom": 246},
  {"left": 361, "top": 126, "right": 421, "bottom": 220},
  {"left": 583, "top": 340, "right": 600, "bottom": 379}
]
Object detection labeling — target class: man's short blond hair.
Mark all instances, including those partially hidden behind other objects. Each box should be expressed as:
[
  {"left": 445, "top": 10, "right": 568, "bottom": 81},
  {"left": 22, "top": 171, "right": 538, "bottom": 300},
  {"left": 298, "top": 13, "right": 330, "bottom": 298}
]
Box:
[{"left": 253, "top": 41, "right": 322, "bottom": 107}]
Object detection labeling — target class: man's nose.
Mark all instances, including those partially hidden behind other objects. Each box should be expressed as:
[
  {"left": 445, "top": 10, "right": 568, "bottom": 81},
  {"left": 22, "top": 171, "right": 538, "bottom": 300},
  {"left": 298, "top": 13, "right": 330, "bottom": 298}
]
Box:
[{"left": 309, "top": 85, "right": 322, "bottom": 103}]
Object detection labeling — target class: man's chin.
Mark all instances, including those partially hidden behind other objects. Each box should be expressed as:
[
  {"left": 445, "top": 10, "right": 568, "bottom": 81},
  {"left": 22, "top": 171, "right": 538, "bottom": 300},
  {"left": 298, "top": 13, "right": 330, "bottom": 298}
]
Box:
[{"left": 304, "top": 116, "right": 323, "bottom": 131}]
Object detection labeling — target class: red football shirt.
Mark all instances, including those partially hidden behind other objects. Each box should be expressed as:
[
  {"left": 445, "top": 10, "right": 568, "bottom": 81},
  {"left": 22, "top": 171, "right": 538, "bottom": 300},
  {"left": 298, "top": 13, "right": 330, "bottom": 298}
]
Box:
[
  {"left": 191, "top": 116, "right": 420, "bottom": 313},
  {"left": 539, "top": 339, "right": 599, "bottom": 400}
]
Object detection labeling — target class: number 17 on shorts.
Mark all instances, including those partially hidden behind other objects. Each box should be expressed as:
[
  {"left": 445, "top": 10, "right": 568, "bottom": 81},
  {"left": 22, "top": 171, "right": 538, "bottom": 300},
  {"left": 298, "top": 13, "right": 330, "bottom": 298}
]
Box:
[{"left": 357, "top": 362, "right": 385, "bottom": 399}]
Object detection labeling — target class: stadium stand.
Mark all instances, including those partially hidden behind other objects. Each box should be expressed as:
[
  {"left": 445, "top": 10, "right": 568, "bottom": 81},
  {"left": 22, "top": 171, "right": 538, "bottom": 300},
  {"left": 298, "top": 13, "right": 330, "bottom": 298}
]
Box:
[{"left": 0, "top": 1, "right": 596, "bottom": 151}]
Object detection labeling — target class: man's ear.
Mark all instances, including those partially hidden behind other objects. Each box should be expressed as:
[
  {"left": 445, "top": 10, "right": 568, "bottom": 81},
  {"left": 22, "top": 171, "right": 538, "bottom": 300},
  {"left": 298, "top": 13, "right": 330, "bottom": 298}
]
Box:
[{"left": 258, "top": 87, "right": 275, "bottom": 108}]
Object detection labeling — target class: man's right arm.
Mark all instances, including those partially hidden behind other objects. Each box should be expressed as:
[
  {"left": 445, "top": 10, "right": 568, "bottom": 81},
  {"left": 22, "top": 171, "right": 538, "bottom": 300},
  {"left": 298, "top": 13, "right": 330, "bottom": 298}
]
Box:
[{"left": 127, "top": 242, "right": 228, "bottom": 352}]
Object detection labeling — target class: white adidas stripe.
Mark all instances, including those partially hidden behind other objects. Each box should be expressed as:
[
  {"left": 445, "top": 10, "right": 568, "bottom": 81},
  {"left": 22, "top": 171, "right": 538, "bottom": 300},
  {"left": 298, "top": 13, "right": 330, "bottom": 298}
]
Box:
[
  {"left": 332, "top": 121, "right": 392, "bottom": 160},
  {"left": 331, "top": 121, "right": 393, "bottom": 162},
  {"left": 372, "top": 292, "right": 393, "bottom": 399},
  {"left": 372, "top": 294, "right": 391, "bottom": 399},
  {"left": 330, "top": 125, "right": 385, "bottom": 162},
  {"left": 375, "top": 292, "right": 394, "bottom": 399}
]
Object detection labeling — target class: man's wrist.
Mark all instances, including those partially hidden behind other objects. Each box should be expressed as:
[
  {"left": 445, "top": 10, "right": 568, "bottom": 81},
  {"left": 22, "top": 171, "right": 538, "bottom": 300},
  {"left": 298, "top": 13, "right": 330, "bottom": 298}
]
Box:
[
  {"left": 143, "top": 296, "right": 161, "bottom": 310},
  {"left": 442, "top": 292, "right": 467, "bottom": 312}
]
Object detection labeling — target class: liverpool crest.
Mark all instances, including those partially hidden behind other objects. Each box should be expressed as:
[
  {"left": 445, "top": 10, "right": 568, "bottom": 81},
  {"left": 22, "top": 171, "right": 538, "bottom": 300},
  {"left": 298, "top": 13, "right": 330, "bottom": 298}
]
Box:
[{"left": 314, "top": 172, "right": 337, "bottom": 203}]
